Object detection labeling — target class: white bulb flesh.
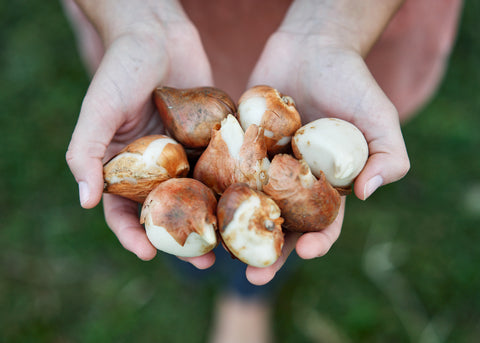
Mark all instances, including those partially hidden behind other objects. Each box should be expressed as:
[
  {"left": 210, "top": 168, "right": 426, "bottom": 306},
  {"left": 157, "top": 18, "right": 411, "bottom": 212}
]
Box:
[
  {"left": 220, "top": 114, "right": 271, "bottom": 190},
  {"left": 237, "top": 96, "right": 266, "bottom": 131},
  {"left": 144, "top": 214, "right": 217, "bottom": 257},
  {"left": 220, "top": 115, "right": 245, "bottom": 160},
  {"left": 141, "top": 137, "right": 178, "bottom": 165},
  {"left": 299, "top": 165, "right": 317, "bottom": 189},
  {"left": 275, "top": 135, "right": 291, "bottom": 147},
  {"left": 238, "top": 97, "right": 285, "bottom": 142},
  {"left": 294, "top": 118, "right": 368, "bottom": 187},
  {"left": 221, "top": 195, "right": 281, "bottom": 267}
]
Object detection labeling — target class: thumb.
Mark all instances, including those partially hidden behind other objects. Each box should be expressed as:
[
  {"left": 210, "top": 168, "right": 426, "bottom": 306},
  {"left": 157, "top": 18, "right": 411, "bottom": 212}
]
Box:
[
  {"left": 66, "top": 38, "right": 168, "bottom": 208},
  {"left": 65, "top": 107, "right": 113, "bottom": 209},
  {"left": 301, "top": 51, "right": 411, "bottom": 201},
  {"left": 352, "top": 91, "right": 410, "bottom": 200},
  {"left": 65, "top": 72, "right": 120, "bottom": 209}
]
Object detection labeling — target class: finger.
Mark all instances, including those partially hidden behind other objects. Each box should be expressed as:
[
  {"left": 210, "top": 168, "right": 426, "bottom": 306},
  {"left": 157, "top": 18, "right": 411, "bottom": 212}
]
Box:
[
  {"left": 65, "top": 38, "right": 168, "bottom": 209},
  {"left": 352, "top": 99, "right": 410, "bottom": 200},
  {"left": 245, "top": 232, "right": 301, "bottom": 286},
  {"left": 299, "top": 52, "right": 410, "bottom": 200},
  {"left": 296, "top": 197, "right": 345, "bottom": 259},
  {"left": 303, "top": 53, "right": 411, "bottom": 201},
  {"left": 103, "top": 194, "right": 157, "bottom": 261},
  {"left": 178, "top": 252, "right": 216, "bottom": 270},
  {"left": 339, "top": 56, "right": 411, "bottom": 200}
]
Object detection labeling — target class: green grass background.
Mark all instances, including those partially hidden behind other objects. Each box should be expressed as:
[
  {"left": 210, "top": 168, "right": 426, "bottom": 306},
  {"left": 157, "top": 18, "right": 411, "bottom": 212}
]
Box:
[{"left": 1, "top": 1, "right": 479, "bottom": 342}]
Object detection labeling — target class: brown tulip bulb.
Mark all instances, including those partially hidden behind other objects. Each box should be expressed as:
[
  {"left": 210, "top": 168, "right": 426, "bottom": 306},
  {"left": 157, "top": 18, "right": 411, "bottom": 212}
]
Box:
[
  {"left": 154, "top": 86, "right": 237, "bottom": 149},
  {"left": 263, "top": 154, "right": 341, "bottom": 232},
  {"left": 217, "top": 183, "right": 284, "bottom": 267},
  {"left": 193, "top": 115, "right": 270, "bottom": 195},
  {"left": 237, "top": 85, "right": 301, "bottom": 155},
  {"left": 140, "top": 178, "right": 218, "bottom": 257},
  {"left": 103, "top": 135, "right": 189, "bottom": 203}
]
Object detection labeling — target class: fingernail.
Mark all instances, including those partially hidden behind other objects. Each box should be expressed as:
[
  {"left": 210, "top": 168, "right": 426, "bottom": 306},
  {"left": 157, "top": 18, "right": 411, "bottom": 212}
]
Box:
[
  {"left": 363, "top": 175, "right": 383, "bottom": 199},
  {"left": 78, "top": 181, "right": 90, "bottom": 206}
]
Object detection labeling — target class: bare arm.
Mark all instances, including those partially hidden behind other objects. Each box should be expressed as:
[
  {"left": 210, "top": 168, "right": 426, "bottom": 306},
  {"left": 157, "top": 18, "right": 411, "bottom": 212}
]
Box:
[{"left": 279, "top": 0, "right": 405, "bottom": 56}]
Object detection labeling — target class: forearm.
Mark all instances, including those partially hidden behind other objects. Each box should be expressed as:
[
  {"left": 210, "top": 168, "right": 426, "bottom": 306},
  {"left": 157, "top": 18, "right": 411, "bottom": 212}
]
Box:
[{"left": 280, "top": 0, "right": 405, "bottom": 56}]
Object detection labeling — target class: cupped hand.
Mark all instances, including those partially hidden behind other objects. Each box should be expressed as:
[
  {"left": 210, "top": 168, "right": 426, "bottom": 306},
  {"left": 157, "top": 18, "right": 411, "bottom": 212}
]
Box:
[
  {"left": 245, "top": 30, "right": 410, "bottom": 285},
  {"left": 64, "top": 0, "right": 214, "bottom": 263}
]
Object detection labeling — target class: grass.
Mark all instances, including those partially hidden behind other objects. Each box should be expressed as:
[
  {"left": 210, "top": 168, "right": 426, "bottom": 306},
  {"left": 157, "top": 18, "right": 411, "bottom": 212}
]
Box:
[{"left": 1, "top": 1, "right": 479, "bottom": 342}]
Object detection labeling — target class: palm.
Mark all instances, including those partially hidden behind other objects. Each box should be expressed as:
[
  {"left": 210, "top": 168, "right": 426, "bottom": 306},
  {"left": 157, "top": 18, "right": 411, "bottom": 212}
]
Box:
[
  {"left": 99, "top": 26, "right": 213, "bottom": 160},
  {"left": 249, "top": 30, "right": 407, "bottom": 193},
  {"left": 250, "top": 32, "right": 389, "bottom": 127}
]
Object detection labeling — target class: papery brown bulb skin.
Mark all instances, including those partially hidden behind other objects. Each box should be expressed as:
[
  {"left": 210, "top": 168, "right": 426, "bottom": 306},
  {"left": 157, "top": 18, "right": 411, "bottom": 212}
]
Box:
[
  {"left": 237, "top": 85, "right": 302, "bottom": 155},
  {"left": 192, "top": 123, "right": 236, "bottom": 195},
  {"left": 193, "top": 115, "right": 270, "bottom": 195},
  {"left": 140, "top": 178, "right": 218, "bottom": 257},
  {"left": 103, "top": 135, "right": 189, "bottom": 203},
  {"left": 235, "top": 123, "right": 270, "bottom": 190},
  {"left": 217, "top": 183, "right": 284, "bottom": 267},
  {"left": 154, "top": 86, "right": 237, "bottom": 149},
  {"left": 263, "top": 154, "right": 341, "bottom": 232}
]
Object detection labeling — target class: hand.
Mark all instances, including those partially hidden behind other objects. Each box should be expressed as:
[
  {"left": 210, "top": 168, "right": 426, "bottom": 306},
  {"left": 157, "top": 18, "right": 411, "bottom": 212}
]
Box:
[
  {"left": 244, "top": 3, "right": 410, "bottom": 285},
  {"left": 64, "top": 0, "right": 214, "bottom": 263}
]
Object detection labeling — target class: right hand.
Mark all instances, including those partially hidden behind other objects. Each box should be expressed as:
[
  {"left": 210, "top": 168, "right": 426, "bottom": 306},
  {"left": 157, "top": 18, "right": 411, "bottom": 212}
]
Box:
[
  {"left": 64, "top": 0, "right": 215, "bottom": 266},
  {"left": 243, "top": 0, "right": 410, "bottom": 285}
]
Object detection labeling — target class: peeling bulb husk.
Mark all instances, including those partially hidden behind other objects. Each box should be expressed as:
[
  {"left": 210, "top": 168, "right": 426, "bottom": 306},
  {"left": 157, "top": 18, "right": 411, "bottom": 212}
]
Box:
[
  {"left": 263, "top": 154, "right": 341, "bottom": 232},
  {"left": 103, "top": 135, "right": 189, "bottom": 203},
  {"left": 193, "top": 115, "right": 270, "bottom": 194}
]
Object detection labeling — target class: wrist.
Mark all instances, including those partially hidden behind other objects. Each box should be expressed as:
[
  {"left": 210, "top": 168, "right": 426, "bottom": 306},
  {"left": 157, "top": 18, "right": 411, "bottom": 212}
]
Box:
[
  {"left": 73, "top": 0, "right": 190, "bottom": 45},
  {"left": 279, "top": 0, "right": 404, "bottom": 57}
]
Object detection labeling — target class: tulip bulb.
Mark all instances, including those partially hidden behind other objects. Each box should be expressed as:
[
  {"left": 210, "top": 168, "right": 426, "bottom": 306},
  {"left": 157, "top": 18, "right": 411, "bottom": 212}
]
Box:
[
  {"left": 154, "top": 86, "right": 237, "bottom": 149},
  {"left": 140, "top": 178, "right": 218, "bottom": 257},
  {"left": 217, "top": 183, "right": 284, "bottom": 267},
  {"left": 193, "top": 114, "right": 270, "bottom": 194},
  {"left": 237, "top": 85, "right": 301, "bottom": 155},
  {"left": 292, "top": 118, "right": 368, "bottom": 188},
  {"left": 263, "top": 154, "right": 341, "bottom": 232},
  {"left": 103, "top": 135, "right": 189, "bottom": 203}
]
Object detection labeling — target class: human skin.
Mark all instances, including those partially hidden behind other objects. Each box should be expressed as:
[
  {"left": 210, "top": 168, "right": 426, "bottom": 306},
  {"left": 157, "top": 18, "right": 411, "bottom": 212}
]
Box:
[
  {"left": 64, "top": 0, "right": 411, "bottom": 285},
  {"left": 239, "top": 0, "right": 410, "bottom": 284}
]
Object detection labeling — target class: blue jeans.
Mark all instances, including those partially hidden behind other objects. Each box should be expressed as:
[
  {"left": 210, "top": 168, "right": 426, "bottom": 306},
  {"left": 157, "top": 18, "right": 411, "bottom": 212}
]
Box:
[{"left": 165, "top": 245, "right": 298, "bottom": 300}]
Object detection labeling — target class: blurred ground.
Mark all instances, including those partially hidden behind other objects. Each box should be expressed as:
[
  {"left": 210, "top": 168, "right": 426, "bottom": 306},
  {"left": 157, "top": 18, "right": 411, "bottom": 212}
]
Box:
[{"left": 1, "top": 1, "right": 479, "bottom": 342}]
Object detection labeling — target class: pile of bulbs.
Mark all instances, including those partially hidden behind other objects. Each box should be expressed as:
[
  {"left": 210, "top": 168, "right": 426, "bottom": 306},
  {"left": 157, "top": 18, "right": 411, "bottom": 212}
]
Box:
[{"left": 103, "top": 86, "right": 368, "bottom": 268}]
